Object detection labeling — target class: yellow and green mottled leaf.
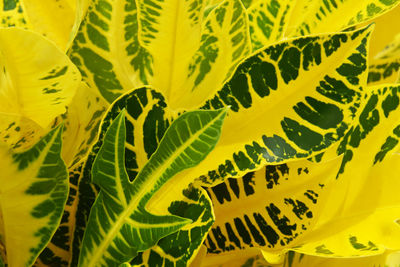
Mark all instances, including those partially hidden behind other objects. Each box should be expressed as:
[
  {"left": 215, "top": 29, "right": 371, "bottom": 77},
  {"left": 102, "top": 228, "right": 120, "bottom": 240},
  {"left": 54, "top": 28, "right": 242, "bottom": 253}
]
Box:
[
  {"left": 136, "top": 0, "right": 206, "bottom": 104},
  {"left": 69, "top": 0, "right": 153, "bottom": 103},
  {"left": 0, "top": 0, "right": 79, "bottom": 50},
  {"left": 131, "top": 186, "right": 214, "bottom": 267},
  {"left": 0, "top": 28, "right": 81, "bottom": 129},
  {"left": 70, "top": 87, "right": 174, "bottom": 266},
  {"left": 70, "top": 87, "right": 216, "bottom": 266},
  {"left": 0, "top": 125, "right": 68, "bottom": 267},
  {"left": 36, "top": 163, "right": 84, "bottom": 267},
  {"left": 247, "top": 0, "right": 295, "bottom": 51},
  {"left": 285, "top": 0, "right": 400, "bottom": 37},
  {"left": 368, "top": 57, "right": 400, "bottom": 85},
  {"left": 0, "top": 113, "right": 45, "bottom": 151},
  {"left": 204, "top": 83, "right": 400, "bottom": 261},
  {"left": 78, "top": 107, "right": 228, "bottom": 266},
  {"left": 204, "top": 156, "right": 341, "bottom": 257},
  {"left": 58, "top": 82, "right": 108, "bottom": 168},
  {"left": 289, "top": 85, "right": 400, "bottom": 258},
  {"left": 178, "top": 0, "right": 252, "bottom": 109},
  {"left": 191, "top": 26, "right": 372, "bottom": 186}
]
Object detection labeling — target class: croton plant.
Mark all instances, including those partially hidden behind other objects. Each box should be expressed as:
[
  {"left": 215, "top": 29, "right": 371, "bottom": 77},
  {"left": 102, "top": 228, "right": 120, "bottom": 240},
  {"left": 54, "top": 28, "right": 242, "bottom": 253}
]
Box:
[{"left": 1, "top": 0, "right": 400, "bottom": 266}]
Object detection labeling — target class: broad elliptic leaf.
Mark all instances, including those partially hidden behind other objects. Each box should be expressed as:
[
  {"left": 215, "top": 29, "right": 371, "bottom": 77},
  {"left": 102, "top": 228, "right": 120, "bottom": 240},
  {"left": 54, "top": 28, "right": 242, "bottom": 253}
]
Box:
[
  {"left": 0, "top": 0, "right": 79, "bottom": 50},
  {"left": 290, "top": 85, "right": 400, "bottom": 258},
  {"left": 78, "top": 107, "right": 228, "bottom": 266},
  {"left": 0, "top": 125, "right": 68, "bottom": 267},
  {"left": 0, "top": 28, "right": 81, "bottom": 129},
  {"left": 204, "top": 84, "right": 400, "bottom": 261},
  {"left": 285, "top": 0, "right": 400, "bottom": 37},
  {"left": 247, "top": 0, "right": 295, "bottom": 51},
  {"left": 192, "top": 26, "right": 372, "bottom": 186},
  {"left": 204, "top": 156, "right": 341, "bottom": 258}
]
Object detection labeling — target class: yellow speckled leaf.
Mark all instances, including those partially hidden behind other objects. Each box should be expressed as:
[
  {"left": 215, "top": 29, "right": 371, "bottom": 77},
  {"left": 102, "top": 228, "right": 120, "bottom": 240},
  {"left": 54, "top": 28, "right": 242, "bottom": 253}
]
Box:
[{"left": 285, "top": 0, "right": 400, "bottom": 37}]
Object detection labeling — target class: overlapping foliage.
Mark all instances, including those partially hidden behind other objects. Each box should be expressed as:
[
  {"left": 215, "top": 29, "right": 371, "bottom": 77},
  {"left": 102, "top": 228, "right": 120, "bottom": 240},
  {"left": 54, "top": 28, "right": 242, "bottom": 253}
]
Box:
[{"left": 1, "top": 0, "right": 400, "bottom": 266}]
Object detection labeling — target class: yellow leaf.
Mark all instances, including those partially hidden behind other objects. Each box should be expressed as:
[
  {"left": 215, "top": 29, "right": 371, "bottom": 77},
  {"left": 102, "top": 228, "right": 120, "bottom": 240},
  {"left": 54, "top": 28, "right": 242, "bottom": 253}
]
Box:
[{"left": 0, "top": 28, "right": 81, "bottom": 129}]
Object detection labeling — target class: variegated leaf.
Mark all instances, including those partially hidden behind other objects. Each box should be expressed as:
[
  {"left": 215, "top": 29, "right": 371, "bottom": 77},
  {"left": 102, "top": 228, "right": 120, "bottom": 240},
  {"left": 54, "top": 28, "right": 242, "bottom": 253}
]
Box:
[
  {"left": 192, "top": 26, "right": 372, "bottom": 186},
  {"left": 178, "top": 0, "right": 252, "bottom": 109},
  {"left": 131, "top": 186, "right": 214, "bottom": 267},
  {"left": 368, "top": 57, "right": 400, "bottom": 85},
  {"left": 136, "top": 0, "right": 206, "bottom": 104},
  {"left": 0, "top": 113, "right": 45, "bottom": 151},
  {"left": 247, "top": 0, "right": 295, "bottom": 51},
  {"left": 0, "top": 125, "right": 68, "bottom": 267},
  {"left": 58, "top": 82, "right": 108, "bottom": 168},
  {"left": 77, "top": 107, "right": 228, "bottom": 266},
  {"left": 204, "top": 84, "right": 400, "bottom": 261},
  {"left": 0, "top": 0, "right": 80, "bottom": 50},
  {"left": 68, "top": 0, "right": 153, "bottom": 103},
  {"left": 70, "top": 87, "right": 174, "bottom": 266},
  {"left": 368, "top": 32, "right": 400, "bottom": 85},
  {"left": 285, "top": 0, "right": 400, "bottom": 37},
  {"left": 290, "top": 85, "right": 400, "bottom": 257},
  {"left": 36, "top": 163, "right": 83, "bottom": 267},
  {"left": 204, "top": 157, "right": 341, "bottom": 258},
  {"left": 0, "top": 27, "right": 81, "bottom": 131},
  {"left": 70, "top": 87, "right": 217, "bottom": 266}
]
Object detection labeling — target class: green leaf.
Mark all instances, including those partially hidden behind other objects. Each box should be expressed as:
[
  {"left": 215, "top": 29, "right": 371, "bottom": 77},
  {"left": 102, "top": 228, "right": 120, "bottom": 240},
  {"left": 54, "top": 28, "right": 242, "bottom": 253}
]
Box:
[
  {"left": 78, "top": 107, "right": 228, "bottom": 266},
  {"left": 0, "top": 125, "right": 68, "bottom": 267}
]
